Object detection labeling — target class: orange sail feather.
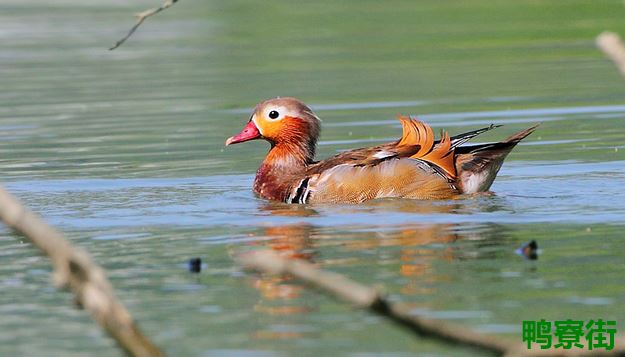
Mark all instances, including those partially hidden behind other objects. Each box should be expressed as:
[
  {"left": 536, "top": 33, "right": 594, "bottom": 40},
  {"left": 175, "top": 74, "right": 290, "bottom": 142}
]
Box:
[{"left": 396, "top": 115, "right": 456, "bottom": 179}]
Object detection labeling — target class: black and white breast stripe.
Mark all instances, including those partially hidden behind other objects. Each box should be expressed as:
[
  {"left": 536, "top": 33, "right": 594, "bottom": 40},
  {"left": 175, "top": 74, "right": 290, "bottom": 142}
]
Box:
[{"left": 287, "top": 177, "right": 312, "bottom": 204}]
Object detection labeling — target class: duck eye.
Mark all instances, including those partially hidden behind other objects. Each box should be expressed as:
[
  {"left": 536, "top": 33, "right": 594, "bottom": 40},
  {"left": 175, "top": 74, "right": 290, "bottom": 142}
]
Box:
[{"left": 268, "top": 110, "right": 279, "bottom": 119}]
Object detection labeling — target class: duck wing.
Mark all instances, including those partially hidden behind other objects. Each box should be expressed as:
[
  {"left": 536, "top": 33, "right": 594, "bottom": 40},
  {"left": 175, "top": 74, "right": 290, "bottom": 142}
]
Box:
[
  {"left": 287, "top": 116, "right": 462, "bottom": 203},
  {"left": 309, "top": 116, "right": 458, "bottom": 179}
]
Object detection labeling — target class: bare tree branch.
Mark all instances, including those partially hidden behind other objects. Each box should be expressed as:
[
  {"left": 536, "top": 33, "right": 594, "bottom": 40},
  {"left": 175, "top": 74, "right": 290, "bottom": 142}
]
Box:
[
  {"left": 0, "top": 186, "right": 165, "bottom": 357},
  {"left": 239, "top": 250, "right": 625, "bottom": 357},
  {"left": 110, "top": 0, "right": 179, "bottom": 51},
  {"left": 238, "top": 250, "right": 514, "bottom": 355}
]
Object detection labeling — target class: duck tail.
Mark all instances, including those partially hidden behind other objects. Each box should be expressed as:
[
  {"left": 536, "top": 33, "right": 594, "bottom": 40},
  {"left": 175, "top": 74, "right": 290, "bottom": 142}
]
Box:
[{"left": 454, "top": 124, "right": 539, "bottom": 194}]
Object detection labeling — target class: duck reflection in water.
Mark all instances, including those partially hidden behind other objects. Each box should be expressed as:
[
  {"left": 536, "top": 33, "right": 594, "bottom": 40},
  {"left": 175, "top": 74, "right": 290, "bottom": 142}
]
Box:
[
  {"left": 246, "top": 203, "right": 318, "bottom": 341},
  {"left": 246, "top": 199, "right": 506, "bottom": 340}
]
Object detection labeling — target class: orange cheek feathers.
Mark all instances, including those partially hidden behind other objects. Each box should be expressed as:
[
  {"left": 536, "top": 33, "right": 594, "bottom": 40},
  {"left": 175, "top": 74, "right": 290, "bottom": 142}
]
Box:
[{"left": 256, "top": 116, "right": 303, "bottom": 143}]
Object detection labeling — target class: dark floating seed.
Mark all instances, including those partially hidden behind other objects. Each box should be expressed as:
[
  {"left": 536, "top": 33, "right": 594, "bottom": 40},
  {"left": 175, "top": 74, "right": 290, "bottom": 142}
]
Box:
[
  {"left": 188, "top": 257, "right": 202, "bottom": 273},
  {"left": 516, "top": 240, "right": 538, "bottom": 260}
]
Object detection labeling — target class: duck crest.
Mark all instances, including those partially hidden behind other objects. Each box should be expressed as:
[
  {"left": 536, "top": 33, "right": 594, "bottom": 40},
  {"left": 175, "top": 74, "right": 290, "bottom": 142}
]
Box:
[{"left": 396, "top": 115, "right": 456, "bottom": 179}]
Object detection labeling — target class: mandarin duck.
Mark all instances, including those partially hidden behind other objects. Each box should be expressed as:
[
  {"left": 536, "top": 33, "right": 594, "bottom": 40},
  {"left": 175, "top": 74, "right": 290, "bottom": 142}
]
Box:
[{"left": 226, "top": 97, "right": 537, "bottom": 204}]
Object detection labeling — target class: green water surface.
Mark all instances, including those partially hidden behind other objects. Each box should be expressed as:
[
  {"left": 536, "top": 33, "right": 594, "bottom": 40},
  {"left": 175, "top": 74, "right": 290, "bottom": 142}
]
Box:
[{"left": 1, "top": 1, "right": 625, "bottom": 356}]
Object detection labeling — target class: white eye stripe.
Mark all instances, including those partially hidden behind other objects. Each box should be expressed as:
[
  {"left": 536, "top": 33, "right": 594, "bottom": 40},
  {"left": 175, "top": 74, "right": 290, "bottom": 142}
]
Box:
[{"left": 264, "top": 105, "right": 290, "bottom": 121}]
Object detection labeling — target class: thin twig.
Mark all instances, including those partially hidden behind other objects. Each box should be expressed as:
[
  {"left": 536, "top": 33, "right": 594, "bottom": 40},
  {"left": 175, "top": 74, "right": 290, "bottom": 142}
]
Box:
[
  {"left": 0, "top": 186, "right": 165, "bottom": 357},
  {"left": 596, "top": 31, "right": 625, "bottom": 79},
  {"left": 110, "top": 0, "right": 179, "bottom": 50}
]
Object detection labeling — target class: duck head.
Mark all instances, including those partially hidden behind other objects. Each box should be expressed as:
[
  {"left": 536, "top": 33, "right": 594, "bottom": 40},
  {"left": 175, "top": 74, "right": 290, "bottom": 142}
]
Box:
[{"left": 226, "top": 97, "right": 321, "bottom": 163}]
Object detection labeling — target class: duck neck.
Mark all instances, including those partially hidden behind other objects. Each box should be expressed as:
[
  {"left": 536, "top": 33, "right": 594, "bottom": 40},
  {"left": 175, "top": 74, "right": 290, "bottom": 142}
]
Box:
[
  {"left": 253, "top": 142, "right": 314, "bottom": 201},
  {"left": 267, "top": 140, "right": 315, "bottom": 168}
]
